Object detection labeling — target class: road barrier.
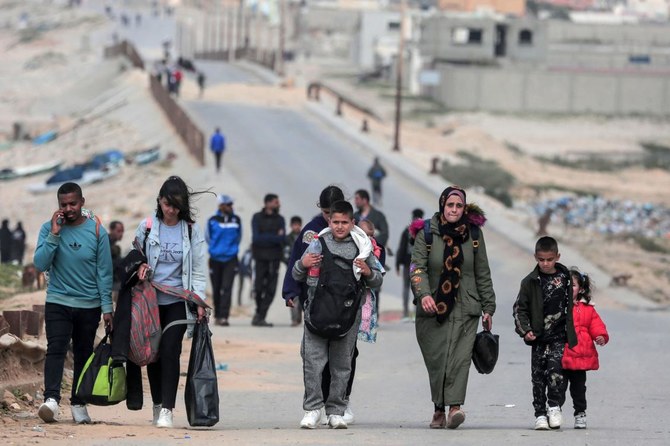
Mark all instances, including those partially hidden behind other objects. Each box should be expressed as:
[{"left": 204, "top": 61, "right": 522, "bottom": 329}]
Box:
[{"left": 103, "top": 41, "right": 205, "bottom": 165}]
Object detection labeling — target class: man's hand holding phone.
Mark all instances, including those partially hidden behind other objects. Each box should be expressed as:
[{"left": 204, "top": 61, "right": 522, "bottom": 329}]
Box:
[{"left": 51, "top": 210, "right": 64, "bottom": 235}]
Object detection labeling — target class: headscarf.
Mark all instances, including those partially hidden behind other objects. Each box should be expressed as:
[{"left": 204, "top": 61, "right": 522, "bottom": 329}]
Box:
[{"left": 434, "top": 186, "right": 470, "bottom": 324}]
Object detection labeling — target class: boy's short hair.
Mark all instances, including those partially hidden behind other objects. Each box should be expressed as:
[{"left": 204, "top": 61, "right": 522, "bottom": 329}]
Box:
[
  {"left": 330, "top": 201, "right": 354, "bottom": 219},
  {"left": 290, "top": 215, "right": 302, "bottom": 225},
  {"left": 535, "top": 236, "right": 559, "bottom": 254},
  {"left": 264, "top": 193, "right": 278, "bottom": 203}
]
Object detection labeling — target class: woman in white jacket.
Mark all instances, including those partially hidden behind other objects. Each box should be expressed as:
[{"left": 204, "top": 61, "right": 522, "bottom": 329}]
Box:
[{"left": 136, "top": 176, "right": 207, "bottom": 428}]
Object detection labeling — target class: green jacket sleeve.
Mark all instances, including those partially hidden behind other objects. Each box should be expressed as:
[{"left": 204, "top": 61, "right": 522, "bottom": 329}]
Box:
[
  {"left": 473, "top": 229, "right": 496, "bottom": 316},
  {"left": 512, "top": 279, "right": 532, "bottom": 338},
  {"left": 409, "top": 224, "right": 431, "bottom": 303}
]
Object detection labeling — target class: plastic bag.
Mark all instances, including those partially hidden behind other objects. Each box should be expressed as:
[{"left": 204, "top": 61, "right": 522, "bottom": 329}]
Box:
[
  {"left": 76, "top": 333, "right": 127, "bottom": 405},
  {"left": 184, "top": 322, "right": 219, "bottom": 427},
  {"left": 472, "top": 330, "right": 499, "bottom": 374}
]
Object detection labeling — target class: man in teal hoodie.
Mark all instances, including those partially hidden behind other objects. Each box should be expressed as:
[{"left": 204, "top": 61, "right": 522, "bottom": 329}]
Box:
[{"left": 33, "top": 182, "right": 113, "bottom": 425}]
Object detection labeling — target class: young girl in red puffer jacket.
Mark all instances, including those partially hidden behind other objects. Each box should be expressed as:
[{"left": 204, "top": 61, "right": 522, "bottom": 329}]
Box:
[{"left": 560, "top": 269, "right": 609, "bottom": 430}]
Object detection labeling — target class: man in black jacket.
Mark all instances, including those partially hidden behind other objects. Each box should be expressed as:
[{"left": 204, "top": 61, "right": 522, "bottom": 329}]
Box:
[
  {"left": 251, "top": 194, "right": 285, "bottom": 327},
  {"left": 395, "top": 208, "right": 423, "bottom": 319}
]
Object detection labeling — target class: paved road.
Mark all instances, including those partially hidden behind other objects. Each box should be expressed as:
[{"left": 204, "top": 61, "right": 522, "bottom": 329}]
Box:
[{"left": 93, "top": 6, "right": 670, "bottom": 445}]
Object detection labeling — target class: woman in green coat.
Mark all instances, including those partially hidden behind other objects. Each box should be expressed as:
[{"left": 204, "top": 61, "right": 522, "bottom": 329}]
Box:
[{"left": 410, "top": 186, "right": 496, "bottom": 429}]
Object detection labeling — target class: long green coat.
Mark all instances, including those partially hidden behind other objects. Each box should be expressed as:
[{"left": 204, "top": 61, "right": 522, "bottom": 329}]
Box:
[{"left": 410, "top": 213, "right": 496, "bottom": 407}]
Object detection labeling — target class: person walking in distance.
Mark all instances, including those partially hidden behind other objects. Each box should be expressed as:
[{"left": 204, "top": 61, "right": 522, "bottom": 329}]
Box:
[
  {"left": 396, "top": 208, "right": 424, "bottom": 320},
  {"left": 353, "top": 190, "right": 389, "bottom": 247},
  {"left": 284, "top": 215, "right": 303, "bottom": 326},
  {"left": 206, "top": 194, "right": 241, "bottom": 327},
  {"left": 197, "top": 71, "right": 206, "bottom": 98},
  {"left": 210, "top": 128, "right": 226, "bottom": 173},
  {"left": 11, "top": 221, "right": 27, "bottom": 265},
  {"left": 0, "top": 219, "right": 11, "bottom": 263},
  {"left": 34, "top": 182, "right": 113, "bottom": 424},
  {"left": 366, "top": 157, "right": 387, "bottom": 206},
  {"left": 251, "top": 193, "right": 285, "bottom": 327}
]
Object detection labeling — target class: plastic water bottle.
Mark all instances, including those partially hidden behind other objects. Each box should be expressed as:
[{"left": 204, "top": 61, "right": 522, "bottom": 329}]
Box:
[{"left": 306, "top": 235, "right": 322, "bottom": 286}]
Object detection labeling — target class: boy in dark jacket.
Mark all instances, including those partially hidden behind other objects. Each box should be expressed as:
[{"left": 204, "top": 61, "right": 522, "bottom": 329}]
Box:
[{"left": 512, "top": 236, "right": 577, "bottom": 431}]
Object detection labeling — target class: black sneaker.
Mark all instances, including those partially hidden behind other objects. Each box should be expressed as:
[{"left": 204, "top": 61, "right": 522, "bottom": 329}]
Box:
[{"left": 252, "top": 319, "right": 274, "bottom": 327}]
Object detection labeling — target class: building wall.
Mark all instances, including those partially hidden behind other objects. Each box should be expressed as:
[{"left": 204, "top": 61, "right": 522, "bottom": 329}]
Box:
[
  {"left": 430, "top": 63, "right": 670, "bottom": 115},
  {"left": 354, "top": 10, "right": 401, "bottom": 69},
  {"left": 437, "top": 0, "right": 525, "bottom": 16},
  {"left": 420, "top": 16, "right": 497, "bottom": 61}
]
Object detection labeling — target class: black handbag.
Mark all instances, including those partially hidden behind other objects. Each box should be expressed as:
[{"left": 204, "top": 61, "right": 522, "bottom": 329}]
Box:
[
  {"left": 472, "top": 330, "right": 499, "bottom": 374},
  {"left": 184, "top": 322, "right": 219, "bottom": 427}
]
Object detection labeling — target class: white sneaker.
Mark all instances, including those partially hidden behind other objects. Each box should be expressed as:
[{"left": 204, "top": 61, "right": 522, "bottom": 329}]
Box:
[
  {"left": 534, "top": 415, "right": 550, "bottom": 430},
  {"left": 343, "top": 402, "right": 355, "bottom": 425},
  {"left": 300, "top": 407, "right": 325, "bottom": 429},
  {"left": 156, "top": 408, "right": 173, "bottom": 428},
  {"left": 328, "top": 414, "right": 347, "bottom": 429},
  {"left": 71, "top": 404, "right": 91, "bottom": 424},
  {"left": 547, "top": 406, "right": 562, "bottom": 429},
  {"left": 574, "top": 412, "right": 587, "bottom": 429},
  {"left": 38, "top": 398, "right": 59, "bottom": 423},
  {"left": 152, "top": 404, "right": 162, "bottom": 425}
]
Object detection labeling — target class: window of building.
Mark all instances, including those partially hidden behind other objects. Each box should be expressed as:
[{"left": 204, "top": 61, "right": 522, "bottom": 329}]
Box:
[
  {"left": 388, "top": 21, "right": 400, "bottom": 30},
  {"left": 452, "top": 27, "right": 483, "bottom": 45},
  {"left": 519, "top": 29, "right": 533, "bottom": 46}
]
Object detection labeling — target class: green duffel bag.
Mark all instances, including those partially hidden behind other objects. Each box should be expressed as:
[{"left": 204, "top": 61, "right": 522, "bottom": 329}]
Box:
[{"left": 76, "top": 332, "right": 127, "bottom": 406}]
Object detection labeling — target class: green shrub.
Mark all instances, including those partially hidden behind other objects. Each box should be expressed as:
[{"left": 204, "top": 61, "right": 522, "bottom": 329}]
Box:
[
  {"left": 441, "top": 156, "right": 515, "bottom": 207},
  {"left": 0, "top": 263, "right": 23, "bottom": 300}
]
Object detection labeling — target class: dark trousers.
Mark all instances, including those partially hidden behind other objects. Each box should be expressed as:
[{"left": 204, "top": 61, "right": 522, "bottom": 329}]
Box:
[
  {"left": 322, "top": 345, "right": 358, "bottom": 401},
  {"left": 147, "top": 302, "right": 187, "bottom": 410},
  {"left": 213, "top": 151, "right": 223, "bottom": 172},
  {"left": 209, "top": 257, "right": 238, "bottom": 319},
  {"left": 531, "top": 340, "right": 566, "bottom": 417},
  {"left": 253, "top": 259, "right": 280, "bottom": 321},
  {"left": 401, "top": 264, "right": 411, "bottom": 317},
  {"left": 560, "top": 369, "right": 587, "bottom": 415},
  {"left": 44, "top": 302, "right": 101, "bottom": 405}
]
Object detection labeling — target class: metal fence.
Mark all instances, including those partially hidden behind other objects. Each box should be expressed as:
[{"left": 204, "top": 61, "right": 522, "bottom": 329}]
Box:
[
  {"left": 149, "top": 75, "right": 205, "bottom": 165},
  {"left": 103, "top": 40, "right": 145, "bottom": 70}
]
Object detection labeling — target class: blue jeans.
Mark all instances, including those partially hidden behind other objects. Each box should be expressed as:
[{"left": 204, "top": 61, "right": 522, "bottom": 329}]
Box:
[{"left": 44, "top": 302, "right": 101, "bottom": 405}]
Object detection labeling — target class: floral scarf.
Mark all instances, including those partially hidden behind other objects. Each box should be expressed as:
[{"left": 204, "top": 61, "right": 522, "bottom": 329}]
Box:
[{"left": 435, "top": 187, "right": 470, "bottom": 324}]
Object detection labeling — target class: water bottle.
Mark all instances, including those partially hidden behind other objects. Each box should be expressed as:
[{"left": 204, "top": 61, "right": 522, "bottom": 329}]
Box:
[{"left": 306, "top": 235, "right": 322, "bottom": 286}]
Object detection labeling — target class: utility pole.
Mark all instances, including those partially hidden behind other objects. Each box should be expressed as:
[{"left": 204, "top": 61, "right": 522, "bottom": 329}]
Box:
[
  {"left": 278, "top": 0, "right": 286, "bottom": 76},
  {"left": 392, "top": 0, "right": 406, "bottom": 152}
]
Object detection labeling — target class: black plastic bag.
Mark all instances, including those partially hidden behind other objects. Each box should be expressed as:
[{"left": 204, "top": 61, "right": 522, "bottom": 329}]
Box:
[
  {"left": 184, "top": 322, "right": 219, "bottom": 427},
  {"left": 472, "top": 330, "right": 499, "bottom": 374}
]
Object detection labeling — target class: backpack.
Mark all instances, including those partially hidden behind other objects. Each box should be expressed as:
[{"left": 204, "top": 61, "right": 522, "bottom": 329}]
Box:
[
  {"left": 305, "top": 239, "right": 365, "bottom": 340},
  {"left": 423, "top": 219, "right": 480, "bottom": 254}
]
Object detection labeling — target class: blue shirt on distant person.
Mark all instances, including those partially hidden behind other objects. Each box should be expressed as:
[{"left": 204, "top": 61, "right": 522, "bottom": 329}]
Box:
[{"left": 210, "top": 131, "right": 225, "bottom": 154}]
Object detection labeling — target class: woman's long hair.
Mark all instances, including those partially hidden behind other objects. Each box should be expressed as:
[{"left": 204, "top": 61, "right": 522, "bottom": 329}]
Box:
[{"left": 155, "top": 176, "right": 211, "bottom": 223}]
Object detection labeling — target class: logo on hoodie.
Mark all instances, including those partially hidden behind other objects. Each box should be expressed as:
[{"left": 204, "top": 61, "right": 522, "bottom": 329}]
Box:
[{"left": 69, "top": 241, "right": 82, "bottom": 251}]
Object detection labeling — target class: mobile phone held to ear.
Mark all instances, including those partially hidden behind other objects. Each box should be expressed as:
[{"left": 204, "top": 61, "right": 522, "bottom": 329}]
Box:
[{"left": 57, "top": 217, "right": 63, "bottom": 226}]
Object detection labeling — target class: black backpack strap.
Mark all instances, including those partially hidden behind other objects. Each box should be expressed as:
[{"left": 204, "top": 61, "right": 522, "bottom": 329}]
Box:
[
  {"left": 470, "top": 224, "right": 480, "bottom": 255},
  {"left": 423, "top": 219, "right": 433, "bottom": 253}
]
